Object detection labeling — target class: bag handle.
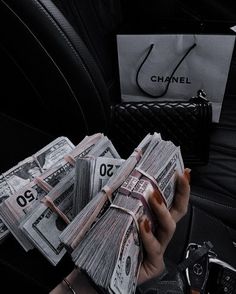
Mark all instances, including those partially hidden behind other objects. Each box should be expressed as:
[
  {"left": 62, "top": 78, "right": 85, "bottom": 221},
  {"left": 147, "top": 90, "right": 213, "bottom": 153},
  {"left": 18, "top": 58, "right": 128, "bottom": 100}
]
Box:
[{"left": 135, "top": 42, "right": 197, "bottom": 98}]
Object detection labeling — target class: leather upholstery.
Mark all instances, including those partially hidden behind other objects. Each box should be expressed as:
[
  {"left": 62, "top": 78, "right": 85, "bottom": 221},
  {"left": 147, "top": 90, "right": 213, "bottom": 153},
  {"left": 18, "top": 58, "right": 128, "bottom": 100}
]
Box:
[
  {"left": 109, "top": 98, "right": 212, "bottom": 166},
  {"left": 0, "top": 1, "right": 235, "bottom": 292},
  {"left": 0, "top": 0, "right": 111, "bottom": 142},
  {"left": 52, "top": 0, "right": 123, "bottom": 103}
]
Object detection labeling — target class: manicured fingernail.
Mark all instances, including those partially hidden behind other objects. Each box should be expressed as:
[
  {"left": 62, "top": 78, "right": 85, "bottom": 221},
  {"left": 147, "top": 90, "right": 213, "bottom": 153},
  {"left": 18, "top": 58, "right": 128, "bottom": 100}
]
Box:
[
  {"left": 138, "top": 216, "right": 144, "bottom": 224},
  {"left": 144, "top": 218, "right": 151, "bottom": 233},
  {"left": 184, "top": 168, "right": 191, "bottom": 183},
  {"left": 153, "top": 190, "right": 163, "bottom": 205}
]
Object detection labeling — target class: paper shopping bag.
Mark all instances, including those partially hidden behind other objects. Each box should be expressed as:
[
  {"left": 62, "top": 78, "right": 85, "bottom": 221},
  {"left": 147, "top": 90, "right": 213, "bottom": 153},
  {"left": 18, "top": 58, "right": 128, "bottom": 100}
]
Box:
[{"left": 116, "top": 34, "right": 235, "bottom": 122}]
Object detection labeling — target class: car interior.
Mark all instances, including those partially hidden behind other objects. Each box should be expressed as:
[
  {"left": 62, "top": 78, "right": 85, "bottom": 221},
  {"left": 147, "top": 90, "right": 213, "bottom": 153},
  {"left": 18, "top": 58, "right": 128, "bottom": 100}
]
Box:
[{"left": 0, "top": 0, "right": 236, "bottom": 293}]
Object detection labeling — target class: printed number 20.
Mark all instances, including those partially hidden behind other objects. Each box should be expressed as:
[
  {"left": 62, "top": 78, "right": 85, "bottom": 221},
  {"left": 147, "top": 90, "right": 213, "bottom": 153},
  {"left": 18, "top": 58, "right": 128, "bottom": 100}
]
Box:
[{"left": 100, "top": 164, "right": 114, "bottom": 177}]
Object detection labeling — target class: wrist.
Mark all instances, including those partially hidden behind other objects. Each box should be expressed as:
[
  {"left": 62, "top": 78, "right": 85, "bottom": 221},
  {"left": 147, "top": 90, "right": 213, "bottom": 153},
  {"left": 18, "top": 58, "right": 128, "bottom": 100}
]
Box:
[
  {"left": 50, "top": 268, "right": 98, "bottom": 294},
  {"left": 136, "top": 268, "right": 168, "bottom": 294},
  {"left": 65, "top": 269, "right": 98, "bottom": 294}
]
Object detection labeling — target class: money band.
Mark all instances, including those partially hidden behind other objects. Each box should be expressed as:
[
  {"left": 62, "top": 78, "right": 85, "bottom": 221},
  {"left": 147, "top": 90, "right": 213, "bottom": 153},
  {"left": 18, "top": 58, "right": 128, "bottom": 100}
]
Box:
[
  {"left": 64, "top": 154, "right": 76, "bottom": 166},
  {"left": 63, "top": 278, "right": 76, "bottom": 294},
  {"left": 41, "top": 196, "right": 70, "bottom": 224},
  {"left": 34, "top": 177, "right": 52, "bottom": 192},
  {"left": 110, "top": 204, "right": 139, "bottom": 232},
  {"left": 135, "top": 167, "right": 159, "bottom": 190},
  {"left": 102, "top": 185, "right": 113, "bottom": 202},
  {"left": 131, "top": 147, "right": 143, "bottom": 161}
]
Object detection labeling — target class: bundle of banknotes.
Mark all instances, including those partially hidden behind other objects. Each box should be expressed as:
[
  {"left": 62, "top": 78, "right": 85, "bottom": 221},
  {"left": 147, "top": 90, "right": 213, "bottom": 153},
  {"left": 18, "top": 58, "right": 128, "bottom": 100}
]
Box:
[
  {"left": 0, "top": 131, "right": 184, "bottom": 293},
  {"left": 60, "top": 132, "right": 184, "bottom": 293},
  {"left": 0, "top": 135, "right": 76, "bottom": 243},
  {"left": 20, "top": 134, "right": 121, "bottom": 265},
  {"left": 0, "top": 133, "right": 120, "bottom": 252},
  {"left": 73, "top": 156, "right": 125, "bottom": 216}
]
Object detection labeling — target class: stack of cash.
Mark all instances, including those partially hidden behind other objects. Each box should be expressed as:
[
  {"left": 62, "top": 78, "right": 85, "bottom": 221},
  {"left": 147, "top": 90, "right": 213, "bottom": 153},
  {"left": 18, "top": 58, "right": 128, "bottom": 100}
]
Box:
[
  {"left": 59, "top": 133, "right": 153, "bottom": 251},
  {"left": 63, "top": 133, "right": 184, "bottom": 294},
  {"left": 0, "top": 133, "right": 110, "bottom": 250},
  {"left": 19, "top": 135, "right": 121, "bottom": 265},
  {"left": 73, "top": 156, "right": 125, "bottom": 215},
  {"left": 0, "top": 130, "right": 184, "bottom": 294},
  {"left": 0, "top": 136, "right": 75, "bottom": 243}
]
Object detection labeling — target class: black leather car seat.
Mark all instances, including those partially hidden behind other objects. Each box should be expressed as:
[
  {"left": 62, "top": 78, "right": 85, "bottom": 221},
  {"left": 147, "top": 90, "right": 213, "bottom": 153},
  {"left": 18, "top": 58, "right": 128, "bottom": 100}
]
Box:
[
  {"left": 52, "top": 0, "right": 123, "bottom": 104},
  {"left": 0, "top": 1, "right": 115, "bottom": 291},
  {"left": 0, "top": 0, "right": 111, "bottom": 145},
  {"left": 0, "top": 0, "right": 235, "bottom": 292}
]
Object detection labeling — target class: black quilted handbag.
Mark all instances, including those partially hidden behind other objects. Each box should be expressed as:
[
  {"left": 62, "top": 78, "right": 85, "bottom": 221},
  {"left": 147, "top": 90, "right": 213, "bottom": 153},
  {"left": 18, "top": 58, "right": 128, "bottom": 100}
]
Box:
[{"left": 109, "top": 90, "right": 212, "bottom": 166}]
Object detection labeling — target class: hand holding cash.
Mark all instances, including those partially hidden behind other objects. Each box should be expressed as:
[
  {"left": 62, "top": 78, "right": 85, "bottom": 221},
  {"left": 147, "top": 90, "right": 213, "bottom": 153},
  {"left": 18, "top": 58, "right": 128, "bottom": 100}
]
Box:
[
  {"left": 137, "top": 169, "right": 191, "bottom": 285},
  {"left": 57, "top": 132, "right": 191, "bottom": 294},
  {"left": 50, "top": 168, "right": 191, "bottom": 294},
  {"left": 0, "top": 131, "right": 191, "bottom": 294}
]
